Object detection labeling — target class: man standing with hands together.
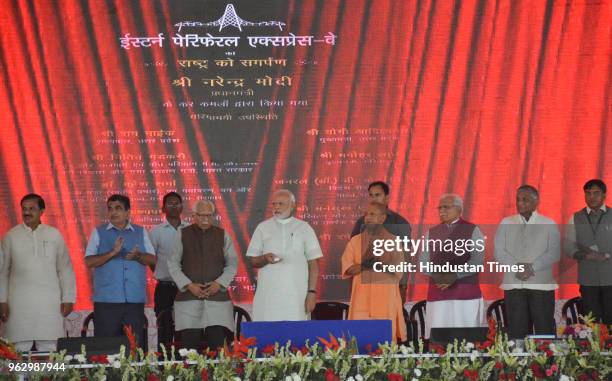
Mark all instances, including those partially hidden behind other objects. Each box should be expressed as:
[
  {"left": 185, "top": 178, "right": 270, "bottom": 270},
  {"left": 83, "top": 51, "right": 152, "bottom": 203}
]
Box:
[{"left": 85, "top": 194, "right": 156, "bottom": 347}]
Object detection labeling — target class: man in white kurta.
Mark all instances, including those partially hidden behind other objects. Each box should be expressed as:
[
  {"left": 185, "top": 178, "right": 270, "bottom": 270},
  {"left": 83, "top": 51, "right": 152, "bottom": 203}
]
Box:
[
  {"left": 494, "top": 185, "right": 560, "bottom": 338},
  {"left": 247, "top": 189, "right": 323, "bottom": 321},
  {"left": 0, "top": 194, "right": 76, "bottom": 352}
]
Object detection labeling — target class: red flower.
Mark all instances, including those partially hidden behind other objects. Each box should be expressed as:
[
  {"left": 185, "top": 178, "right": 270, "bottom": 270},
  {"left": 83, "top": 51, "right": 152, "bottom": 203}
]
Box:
[
  {"left": 598, "top": 324, "right": 611, "bottom": 349},
  {"left": 429, "top": 343, "right": 445, "bottom": 355},
  {"left": 261, "top": 344, "right": 275, "bottom": 356},
  {"left": 146, "top": 374, "right": 159, "bottom": 381},
  {"left": 494, "top": 361, "right": 503, "bottom": 369},
  {"left": 207, "top": 350, "right": 217, "bottom": 358},
  {"left": 592, "top": 370, "right": 600, "bottom": 380},
  {"left": 387, "top": 373, "right": 403, "bottom": 381},
  {"left": 508, "top": 373, "right": 516, "bottom": 381},
  {"left": 463, "top": 369, "right": 479, "bottom": 381},
  {"left": 201, "top": 368, "right": 209, "bottom": 381},
  {"left": 0, "top": 345, "right": 18, "bottom": 361},
  {"left": 325, "top": 368, "right": 340, "bottom": 381},
  {"left": 486, "top": 317, "right": 497, "bottom": 341},
  {"left": 318, "top": 333, "right": 341, "bottom": 351},
  {"left": 499, "top": 374, "right": 506, "bottom": 380},
  {"left": 225, "top": 335, "right": 257, "bottom": 359},
  {"left": 123, "top": 324, "right": 138, "bottom": 357},
  {"left": 367, "top": 344, "right": 382, "bottom": 355},
  {"left": 530, "top": 362, "right": 544, "bottom": 379},
  {"left": 89, "top": 354, "right": 109, "bottom": 364},
  {"left": 289, "top": 345, "right": 309, "bottom": 354},
  {"left": 578, "top": 374, "right": 589, "bottom": 381},
  {"left": 545, "top": 349, "right": 553, "bottom": 358},
  {"left": 236, "top": 365, "right": 244, "bottom": 376}
]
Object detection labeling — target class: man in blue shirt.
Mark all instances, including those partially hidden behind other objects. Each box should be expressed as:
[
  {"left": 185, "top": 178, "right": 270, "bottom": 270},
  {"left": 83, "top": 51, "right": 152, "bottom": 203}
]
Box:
[{"left": 85, "top": 194, "right": 156, "bottom": 347}]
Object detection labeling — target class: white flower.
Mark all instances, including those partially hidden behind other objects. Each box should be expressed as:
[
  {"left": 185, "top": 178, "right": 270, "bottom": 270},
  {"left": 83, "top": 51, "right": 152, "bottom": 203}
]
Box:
[
  {"left": 233, "top": 378, "right": 241, "bottom": 381},
  {"left": 470, "top": 350, "right": 479, "bottom": 361},
  {"left": 74, "top": 354, "right": 86, "bottom": 363},
  {"left": 291, "top": 373, "right": 301, "bottom": 381},
  {"left": 400, "top": 344, "right": 412, "bottom": 355},
  {"left": 507, "top": 340, "right": 515, "bottom": 347},
  {"left": 63, "top": 355, "right": 73, "bottom": 362},
  {"left": 412, "top": 379, "right": 419, "bottom": 381},
  {"left": 414, "top": 368, "right": 422, "bottom": 377},
  {"left": 559, "top": 375, "right": 571, "bottom": 381},
  {"left": 346, "top": 378, "right": 355, "bottom": 381},
  {"left": 512, "top": 347, "right": 522, "bottom": 353},
  {"left": 578, "top": 330, "right": 589, "bottom": 339},
  {"left": 285, "top": 377, "right": 293, "bottom": 381},
  {"left": 112, "top": 360, "right": 121, "bottom": 369},
  {"left": 166, "top": 376, "right": 174, "bottom": 381},
  {"left": 465, "top": 342, "right": 474, "bottom": 350},
  {"left": 355, "top": 375, "right": 364, "bottom": 381}
]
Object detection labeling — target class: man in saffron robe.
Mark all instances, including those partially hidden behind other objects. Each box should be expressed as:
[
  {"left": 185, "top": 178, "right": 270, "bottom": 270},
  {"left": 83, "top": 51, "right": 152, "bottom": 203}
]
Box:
[{"left": 342, "top": 201, "right": 407, "bottom": 342}]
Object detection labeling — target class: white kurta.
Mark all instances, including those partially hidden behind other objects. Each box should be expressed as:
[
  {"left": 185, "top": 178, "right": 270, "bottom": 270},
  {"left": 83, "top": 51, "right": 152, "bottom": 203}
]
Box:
[
  {"left": 0, "top": 224, "right": 76, "bottom": 342},
  {"left": 494, "top": 211, "right": 560, "bottom": 290},
  {"left": 425, "top": 298, "right": 485, "bottom": 338},
  {"left": 246, "top": 217, "right": 323, "bottom": 321}
]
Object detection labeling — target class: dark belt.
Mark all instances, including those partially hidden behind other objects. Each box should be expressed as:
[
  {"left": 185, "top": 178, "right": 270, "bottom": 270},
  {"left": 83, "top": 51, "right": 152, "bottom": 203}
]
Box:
[{"left": 157, "top": 280, "right": 177, "bottom": 287}]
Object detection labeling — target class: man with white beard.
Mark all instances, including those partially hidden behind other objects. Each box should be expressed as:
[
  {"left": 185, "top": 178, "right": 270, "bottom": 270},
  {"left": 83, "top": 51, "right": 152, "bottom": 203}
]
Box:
[{"left": 247, "top": 189, "right": 323, "bottom": 321}]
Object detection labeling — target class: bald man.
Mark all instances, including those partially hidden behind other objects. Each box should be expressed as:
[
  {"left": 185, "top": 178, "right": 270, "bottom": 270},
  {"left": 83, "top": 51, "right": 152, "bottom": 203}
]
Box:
[{"left": 342, "top": 201, "right": 407, "bottom": 342}]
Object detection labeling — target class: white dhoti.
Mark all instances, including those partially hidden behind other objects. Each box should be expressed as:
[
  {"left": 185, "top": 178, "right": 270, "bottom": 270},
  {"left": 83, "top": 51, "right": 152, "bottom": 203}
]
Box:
[
  {"left": 425, "top": 298, "right": 485, "bottom": 338},
  {"left": 174, "top": 300, "right": 234, "bottom": 332}
]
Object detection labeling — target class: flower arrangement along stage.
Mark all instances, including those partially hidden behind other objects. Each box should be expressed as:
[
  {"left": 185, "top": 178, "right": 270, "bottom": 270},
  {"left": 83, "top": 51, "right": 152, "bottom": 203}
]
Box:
[{"left": 0, "top": 317, "right": 611, "bottom": 381}]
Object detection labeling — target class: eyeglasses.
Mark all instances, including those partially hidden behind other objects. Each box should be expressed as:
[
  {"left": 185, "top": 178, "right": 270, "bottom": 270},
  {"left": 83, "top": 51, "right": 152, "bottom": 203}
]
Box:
[
  {"left": 194, "top": 213, "right": 214, "bottom": 218},
  {"left": 437, "top": 205, "right": 457, "bottom": 210}
]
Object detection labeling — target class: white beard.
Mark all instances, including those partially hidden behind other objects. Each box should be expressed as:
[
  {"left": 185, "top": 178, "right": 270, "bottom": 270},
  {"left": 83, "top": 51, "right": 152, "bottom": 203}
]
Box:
[{"left": 273, "top": 210, "right": 292, "bottom": 220}]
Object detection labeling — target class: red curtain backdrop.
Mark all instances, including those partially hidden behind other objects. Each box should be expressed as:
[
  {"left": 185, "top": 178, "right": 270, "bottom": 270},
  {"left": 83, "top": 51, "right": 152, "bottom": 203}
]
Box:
[{"left": 0, "top": 0, "right": 610, "bottom": 309}]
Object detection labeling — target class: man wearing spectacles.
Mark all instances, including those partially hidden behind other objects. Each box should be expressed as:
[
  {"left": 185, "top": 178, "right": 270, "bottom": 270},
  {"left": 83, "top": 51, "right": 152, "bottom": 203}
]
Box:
[
  {"left": 168, "top": 200, "right": 237, "bottom": 350},
  {"left": 419, "top": 194, "right": 485, "bottom": 338},
  {"left": 247, "top": 189, "right": 323, "bottom": 321}
]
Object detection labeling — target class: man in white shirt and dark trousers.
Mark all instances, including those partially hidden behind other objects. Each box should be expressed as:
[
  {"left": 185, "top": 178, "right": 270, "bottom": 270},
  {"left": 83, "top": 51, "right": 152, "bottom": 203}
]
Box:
[
  {"left": 149, "top": 192, "right": 190, "bottom": 348},
  {"left": 494, "top": 185, "right": 560, "bottom": 339}
]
